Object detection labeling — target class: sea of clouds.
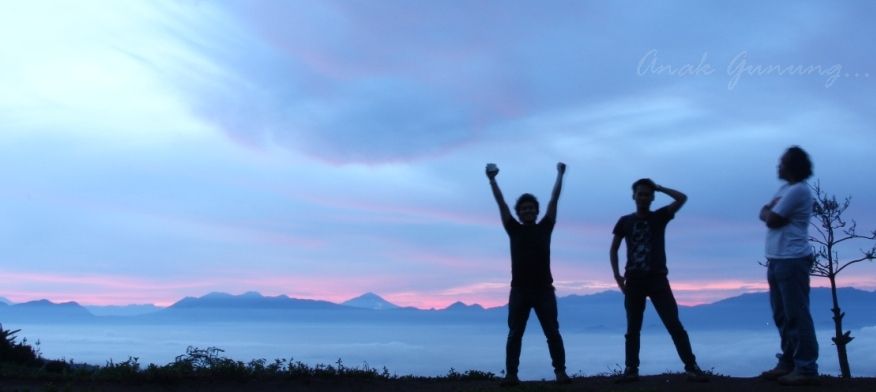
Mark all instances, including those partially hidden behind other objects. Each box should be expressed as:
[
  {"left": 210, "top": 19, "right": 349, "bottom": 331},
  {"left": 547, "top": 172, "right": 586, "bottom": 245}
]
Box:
[{"left": 10, "top": 322, "right": 876, "bottom": 380}]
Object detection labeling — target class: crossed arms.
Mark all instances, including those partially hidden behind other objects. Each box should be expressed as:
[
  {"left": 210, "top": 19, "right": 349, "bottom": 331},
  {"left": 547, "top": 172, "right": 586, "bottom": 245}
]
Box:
[{"left": 759, "top": 198, "right": 790, "bottom": 228}]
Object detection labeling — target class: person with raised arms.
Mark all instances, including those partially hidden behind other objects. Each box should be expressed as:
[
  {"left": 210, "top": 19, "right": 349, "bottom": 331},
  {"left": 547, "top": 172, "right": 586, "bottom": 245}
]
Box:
[{"left": 486, "top": 162, "right": 571, "bottom": 386}]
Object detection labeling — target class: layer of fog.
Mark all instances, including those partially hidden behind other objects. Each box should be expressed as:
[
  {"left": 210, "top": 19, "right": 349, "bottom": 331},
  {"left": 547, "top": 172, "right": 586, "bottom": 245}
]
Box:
[{"left": 11, "top": 322, "right": 876, "bottom": 380}]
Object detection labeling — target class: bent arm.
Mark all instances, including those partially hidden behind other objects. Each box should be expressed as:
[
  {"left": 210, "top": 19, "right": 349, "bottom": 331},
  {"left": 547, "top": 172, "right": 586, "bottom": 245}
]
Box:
[
  {"left": 544, "top": 163, "right": 566, "bottom": 221},
  {"left": 657, "top": 184, "right": 687, "bottom": 214},
  {"left": 759, "top": 196, "right": 790, "bottom": 228},
  {"left": 760, "top": 206, "right": 790, "bottom": 228}
]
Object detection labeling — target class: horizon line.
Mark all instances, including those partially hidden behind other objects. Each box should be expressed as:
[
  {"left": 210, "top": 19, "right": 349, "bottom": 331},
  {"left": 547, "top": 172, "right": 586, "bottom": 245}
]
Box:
[{"left": 5, "top": 285, "right": 873, "bottom": 311}]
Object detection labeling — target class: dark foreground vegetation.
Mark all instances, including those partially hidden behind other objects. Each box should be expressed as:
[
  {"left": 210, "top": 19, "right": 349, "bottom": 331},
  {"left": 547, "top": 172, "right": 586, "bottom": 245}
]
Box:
[{"left": 3, "top": 325, "right": 876, "bottom": 391}]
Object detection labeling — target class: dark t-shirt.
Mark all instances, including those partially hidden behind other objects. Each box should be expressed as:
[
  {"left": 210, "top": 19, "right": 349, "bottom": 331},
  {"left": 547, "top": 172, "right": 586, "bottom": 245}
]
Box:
[
  {"left": 504, "top": 216, "right": 555, "bottom": 288},
  {"left": 612, "top": 206, "right": 675, "bottom": 278}
]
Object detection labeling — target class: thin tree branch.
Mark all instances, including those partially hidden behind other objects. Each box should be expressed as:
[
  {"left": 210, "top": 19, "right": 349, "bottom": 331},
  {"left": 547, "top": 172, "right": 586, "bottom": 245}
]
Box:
[
  {"left": 834, "top": 236, "right": 861, "bottom": 246},
  {"left": 811, "top": 222, "right": 828, "bottom": 242},
  {"left": 836, "top": 255, "right": 876, "bottom": 275},
  {"left": 809, "top": 238, "right": 828, "bottom": 247}
]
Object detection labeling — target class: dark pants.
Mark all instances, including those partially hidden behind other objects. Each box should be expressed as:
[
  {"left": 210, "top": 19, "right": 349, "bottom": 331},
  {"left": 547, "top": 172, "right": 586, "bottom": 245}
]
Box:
[
  {"left": 506, "top": 287, "right": 566, "bottom": 376},
  {"left": 624, "top": 275, "right": 696, "bottom": 370},
  {"left": 767, "top": 256, "right": 819, "bottom": 375}
]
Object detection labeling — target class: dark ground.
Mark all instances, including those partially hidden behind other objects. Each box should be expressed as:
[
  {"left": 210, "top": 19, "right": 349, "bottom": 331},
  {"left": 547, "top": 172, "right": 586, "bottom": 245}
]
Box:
[{"left": 2, "top": 374, "right": 876, "bottom": 392}]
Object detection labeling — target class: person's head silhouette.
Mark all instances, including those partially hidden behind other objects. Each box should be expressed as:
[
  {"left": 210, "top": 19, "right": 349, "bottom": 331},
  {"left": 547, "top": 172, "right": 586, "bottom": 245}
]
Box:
[
  {"left": 778, "top": 146, "right": 813, "bottom": 183},
  {"left": 631, "top": 178, "right": 657, "bottom": 212},
  {"left": 514, "top": 193, "right": 539, "bottom": 224}
]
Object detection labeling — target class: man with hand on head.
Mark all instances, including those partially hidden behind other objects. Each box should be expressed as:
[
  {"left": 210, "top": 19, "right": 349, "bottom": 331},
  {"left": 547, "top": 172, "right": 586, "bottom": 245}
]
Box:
[
  {"left": 486, "top": 162, "right": 571, "bottom": 386},
  {"left": 609, "top": 179, "right": 708, "bottom": 383}
]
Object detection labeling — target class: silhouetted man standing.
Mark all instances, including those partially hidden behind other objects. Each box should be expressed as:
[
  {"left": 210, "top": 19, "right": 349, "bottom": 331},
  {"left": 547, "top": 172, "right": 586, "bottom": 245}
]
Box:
[
  {"left": 758, "top": 146, "right": 819, "bottom": 386},
  {"left": 610, "top": 179, "right": 707, "bottom": 383},
  {"left": 487, "top": 162, "right": 570, "bottom": 386}
]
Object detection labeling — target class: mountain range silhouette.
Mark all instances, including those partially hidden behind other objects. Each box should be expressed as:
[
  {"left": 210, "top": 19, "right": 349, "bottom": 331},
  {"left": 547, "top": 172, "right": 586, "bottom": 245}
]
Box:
[{"left": 2, "top": 288, "right": 874, "bottom": 330}]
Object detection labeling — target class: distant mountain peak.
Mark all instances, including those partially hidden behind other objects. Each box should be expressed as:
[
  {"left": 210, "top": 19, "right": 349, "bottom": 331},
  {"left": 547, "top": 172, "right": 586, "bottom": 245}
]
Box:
[
  {"left": 167, "top": 290, "right": 342, "bottom": 311},
  {"left": 202, "top": 291, "right": 236, "bottom": 299},
  {"left": 0, "top": 298, "right": 94, "bottom": 322},
  {"left": 241, "top": 291, "right": 264, "bottom": 297},
  {"left": 342, "top": 292, "right": 399, "bottom": 310},
  {"left": 198, "top": 291, "right": 293, "bottom": 300},
  {"left": 18, "top": 299, "right": 83, "bottom": 308},
  {"left": 445, "top": 301, "right": 484, "bottom": 311}
]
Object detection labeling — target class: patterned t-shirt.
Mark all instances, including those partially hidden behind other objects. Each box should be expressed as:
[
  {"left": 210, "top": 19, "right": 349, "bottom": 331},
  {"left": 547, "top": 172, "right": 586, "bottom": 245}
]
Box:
[{"left": 612, "top": 207, "right": 675, "bottom": 277}]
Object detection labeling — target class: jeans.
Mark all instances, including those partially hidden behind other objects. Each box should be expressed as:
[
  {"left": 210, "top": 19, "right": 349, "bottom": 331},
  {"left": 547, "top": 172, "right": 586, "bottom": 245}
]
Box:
[
  {"left": 506, "top": 287, "right": 566, "bottom": 376},
  {"left": 767, "top": 256, "right": 819, "bottom": 375},
  {"left": 624, "top": 274, "right": 697, "bottom": 370}
]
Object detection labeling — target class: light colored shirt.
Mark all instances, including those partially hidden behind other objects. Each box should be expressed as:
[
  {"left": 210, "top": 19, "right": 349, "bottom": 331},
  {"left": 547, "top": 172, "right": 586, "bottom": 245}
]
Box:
[{"left": 766, "top": 181, "right": 813, "bottom": 259}]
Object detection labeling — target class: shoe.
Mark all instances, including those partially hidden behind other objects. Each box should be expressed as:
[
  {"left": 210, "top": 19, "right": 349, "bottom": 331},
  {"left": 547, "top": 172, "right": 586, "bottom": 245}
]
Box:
[
  {"left": 615, "top": 367, "right": 639, "bottom": 383},
  {"left": 500, "top": 374, "right": 520, "bottom": 387},
  {"left": 685, "top": 365, "right": 710, "bottom": 382},
  {"left": 778, "top": 370, "right": 820, "bottom": 386},
  {"left": 759, "top": 365, "right": 792, "bottom": 380},
  {"left": 555, "top": 370, "right": 572, "bottom": 384}
]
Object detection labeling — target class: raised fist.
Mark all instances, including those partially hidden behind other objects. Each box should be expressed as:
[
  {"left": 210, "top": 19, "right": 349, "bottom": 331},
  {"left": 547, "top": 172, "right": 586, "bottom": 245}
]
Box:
[{"left": 486, "top": 163, "right": 499, "bottom": 178}]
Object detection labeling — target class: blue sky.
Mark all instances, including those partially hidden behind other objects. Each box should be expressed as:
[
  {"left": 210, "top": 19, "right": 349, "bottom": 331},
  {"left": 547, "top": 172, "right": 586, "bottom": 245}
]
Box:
[{"left": 1, "top": 1, "right": 875, "bottom": 307}]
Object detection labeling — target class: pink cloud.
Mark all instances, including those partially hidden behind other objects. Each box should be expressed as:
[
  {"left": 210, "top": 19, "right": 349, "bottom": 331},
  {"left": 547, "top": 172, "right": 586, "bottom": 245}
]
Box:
[{"left": 669, "top": 280, "right": 770, "bottom": 293}]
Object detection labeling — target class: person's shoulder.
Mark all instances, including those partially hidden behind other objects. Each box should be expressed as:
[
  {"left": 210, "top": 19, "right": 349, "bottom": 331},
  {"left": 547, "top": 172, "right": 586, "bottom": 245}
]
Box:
[
  {"left": 503, "top": 217, "right": 521, "bottom": 230},
  {"left": 613, "top": 213, "right": 634, "bottom": 228},
  {"left": 779, "top": 182, "right": 809, "bottom": 193},
  {"left": 793, "top": 181, "right": 812, "bottom": 191},
  {"left": 787, "top": 182, "right": 812, "bottom": 198},
  {"left": 618, "top": 212, "right": 637, "bottom": 221},
  {"left": 656, "top": 206, "right": 673, "bottom": 215},
  {"left": 538, "top": 215, "right": 556, "bottom": 228}
]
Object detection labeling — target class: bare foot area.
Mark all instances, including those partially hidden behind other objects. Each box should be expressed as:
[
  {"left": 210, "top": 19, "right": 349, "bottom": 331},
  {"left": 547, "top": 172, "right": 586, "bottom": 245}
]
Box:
[{"left": 3, "top": 374, "right": 875, "bottom": 391}]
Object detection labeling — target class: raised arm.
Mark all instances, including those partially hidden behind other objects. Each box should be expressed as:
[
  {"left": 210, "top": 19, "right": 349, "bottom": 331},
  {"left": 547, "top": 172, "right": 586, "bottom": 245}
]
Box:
[
  {"left": 656, "top": 184, "right": 687, "bottom": 214},
  {"left": 610, "top": 234, "right": 625, "bottom": 294},
  {"left": 543, "top": 162, "right": 566, "bottom": 222},
  {"left": 486, "top": 164, "right": 513, "bottom": 224}
]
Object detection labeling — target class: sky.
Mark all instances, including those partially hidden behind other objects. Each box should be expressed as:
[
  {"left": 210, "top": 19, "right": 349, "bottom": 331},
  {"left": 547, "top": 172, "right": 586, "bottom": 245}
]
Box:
[{"left": 2, "top": 1, "right": 876, "bottom": 308}]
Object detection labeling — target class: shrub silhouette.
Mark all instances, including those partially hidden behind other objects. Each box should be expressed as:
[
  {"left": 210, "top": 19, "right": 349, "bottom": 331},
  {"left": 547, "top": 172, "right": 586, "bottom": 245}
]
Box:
[
  {"left": 0, "top": 323, "right": 42, "bottom": 367},
  {"left": 97, "top": 346, "right": 393, "bottom": 382},
  {"left": 1, "top": 335, "right": 499, "bottom": 385}
]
